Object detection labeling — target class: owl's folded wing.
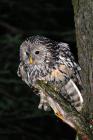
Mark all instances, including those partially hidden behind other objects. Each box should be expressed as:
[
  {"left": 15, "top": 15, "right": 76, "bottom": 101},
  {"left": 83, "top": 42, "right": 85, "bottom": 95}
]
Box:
[{"left": 50, "top": 65, "right": 83, "bottom": 112}]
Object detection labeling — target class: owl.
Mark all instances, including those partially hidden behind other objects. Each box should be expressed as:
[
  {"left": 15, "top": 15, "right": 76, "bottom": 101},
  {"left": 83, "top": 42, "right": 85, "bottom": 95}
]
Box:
[{"left": 17, "top": 35, "right": 83, "bottom": 117}]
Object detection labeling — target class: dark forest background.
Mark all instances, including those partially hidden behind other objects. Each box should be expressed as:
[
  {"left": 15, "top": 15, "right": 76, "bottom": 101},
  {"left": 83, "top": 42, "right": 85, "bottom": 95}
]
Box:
[{"left": 0, "top": 0, "right": 77, "bottom": 139}]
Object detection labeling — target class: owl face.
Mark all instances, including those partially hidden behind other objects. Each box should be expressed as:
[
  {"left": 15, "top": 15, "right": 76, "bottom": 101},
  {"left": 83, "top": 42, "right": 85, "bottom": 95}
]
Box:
[
  {"left": 20, "top": 39, "right": 51, "bottom": 66},
  {"left": 18, "top": 36, "right": 54, "bottom": 84}
]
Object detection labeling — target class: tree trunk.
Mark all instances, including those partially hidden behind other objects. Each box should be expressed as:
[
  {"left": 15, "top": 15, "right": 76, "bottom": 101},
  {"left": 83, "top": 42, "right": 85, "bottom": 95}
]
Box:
[
  {"left": 71, "top": 0, "right": 93, "bottom": 139},
  {"left": 72, "top": 0, "right": 93, "bottom": 116}
]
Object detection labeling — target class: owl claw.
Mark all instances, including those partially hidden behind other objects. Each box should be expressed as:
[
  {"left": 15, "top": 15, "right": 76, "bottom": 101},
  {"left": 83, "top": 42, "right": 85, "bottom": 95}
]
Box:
[
  {"left": 38, "top": 103, "right": 51, "bottom": 111},
  {"left": 43, "top": 104, "right": 51, "bottom": 111},
  {"left": 38, "top": 103, "right": 43, "bottom": 109}
]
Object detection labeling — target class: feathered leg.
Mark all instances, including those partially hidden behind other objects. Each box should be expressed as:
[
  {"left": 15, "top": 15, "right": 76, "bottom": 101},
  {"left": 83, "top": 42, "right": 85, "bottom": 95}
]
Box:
[{"left": 38, "top": 91, "right": 51, "bottom": 111}]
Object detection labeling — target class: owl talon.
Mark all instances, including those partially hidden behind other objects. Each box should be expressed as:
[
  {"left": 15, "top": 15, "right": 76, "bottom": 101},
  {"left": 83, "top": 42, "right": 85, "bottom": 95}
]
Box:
[
  {"left": 38, "top": 103, "right": 43, "bottom": 109},
  {"left": 43, "top": 104, "right": 51, "bottom": 111},
  {"left": 38, "top": 103, "right": 51, "bottom": 111}
]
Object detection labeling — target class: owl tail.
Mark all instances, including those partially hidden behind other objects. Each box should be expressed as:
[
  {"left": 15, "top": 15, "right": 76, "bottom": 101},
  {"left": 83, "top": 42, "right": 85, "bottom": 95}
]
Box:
[{"left": 62, "top": 79, "right": 83, "bottom": 112}]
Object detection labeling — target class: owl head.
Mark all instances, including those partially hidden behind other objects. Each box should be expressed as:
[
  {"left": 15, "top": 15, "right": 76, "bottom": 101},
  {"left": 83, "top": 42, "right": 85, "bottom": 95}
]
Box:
[
  {"left": 18, "top": 35, "right": 58, "bottom": 84},
  {"left": 19, "top": 35, "right": 56, "bottom": 67}
]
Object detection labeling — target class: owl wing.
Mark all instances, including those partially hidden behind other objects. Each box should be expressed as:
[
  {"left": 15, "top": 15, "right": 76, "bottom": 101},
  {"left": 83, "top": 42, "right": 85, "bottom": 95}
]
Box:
[
  {"left": 50, "top": 42, "right": 83, "bottom": 112},
  {"left": 57, "top": 42, "right": 81, "bottom": 82}
]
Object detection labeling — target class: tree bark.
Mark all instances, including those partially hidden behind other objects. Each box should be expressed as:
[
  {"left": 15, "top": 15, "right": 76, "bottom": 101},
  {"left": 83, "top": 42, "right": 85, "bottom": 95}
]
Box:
[
  {"left": 71, "top": 0, "right": 93, "bottom": 139},
  {"left": 72, "top": 0, "right": 93, "bottom": 116}
]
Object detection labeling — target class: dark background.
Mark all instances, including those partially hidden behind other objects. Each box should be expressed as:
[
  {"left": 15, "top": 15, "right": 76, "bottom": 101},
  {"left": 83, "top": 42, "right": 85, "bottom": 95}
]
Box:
[{"left": 0, "top": 0, "right": 77, "bottom": 139}]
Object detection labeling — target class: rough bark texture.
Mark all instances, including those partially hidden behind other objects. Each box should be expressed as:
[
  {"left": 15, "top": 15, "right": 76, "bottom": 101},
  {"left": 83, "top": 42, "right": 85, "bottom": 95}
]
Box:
[
  {"left": 71, "top": 0, "right": 93, "bottom": 139},
  {"left": 72, "top": 0, "right": 93, "bottom": 115}
]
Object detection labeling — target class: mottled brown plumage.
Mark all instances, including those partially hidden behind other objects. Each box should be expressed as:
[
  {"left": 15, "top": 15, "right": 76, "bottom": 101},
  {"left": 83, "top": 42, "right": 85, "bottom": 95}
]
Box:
[{"left": 17, "top": 35, "right": 83, "bottom": 112}]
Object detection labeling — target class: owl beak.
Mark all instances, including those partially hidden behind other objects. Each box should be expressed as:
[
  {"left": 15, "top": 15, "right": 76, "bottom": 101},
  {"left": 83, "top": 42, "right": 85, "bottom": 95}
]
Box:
[{"left": 29, "top": 55, "right": 33, "bottom": 64}]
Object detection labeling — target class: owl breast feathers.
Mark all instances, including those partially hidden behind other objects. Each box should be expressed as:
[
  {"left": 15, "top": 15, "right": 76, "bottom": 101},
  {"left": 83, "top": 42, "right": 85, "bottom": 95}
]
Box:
[{"left": 17, "top": 35, "right": 83, "bottom": 112}]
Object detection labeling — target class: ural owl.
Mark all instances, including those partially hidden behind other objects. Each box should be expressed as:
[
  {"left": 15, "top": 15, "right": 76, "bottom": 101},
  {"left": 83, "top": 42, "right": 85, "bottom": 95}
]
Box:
[{"left": 17, "top": 35, "right": 83, "bottom": 115}]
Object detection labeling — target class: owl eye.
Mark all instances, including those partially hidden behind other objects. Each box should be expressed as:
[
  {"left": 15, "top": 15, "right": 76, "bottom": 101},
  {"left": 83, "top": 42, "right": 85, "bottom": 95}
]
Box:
[
  {"left": 26, "top": 52, "right": 29, "bottom": 56},
  {"left": 35, "top": 51, "right": 40, "bottom": 55}
]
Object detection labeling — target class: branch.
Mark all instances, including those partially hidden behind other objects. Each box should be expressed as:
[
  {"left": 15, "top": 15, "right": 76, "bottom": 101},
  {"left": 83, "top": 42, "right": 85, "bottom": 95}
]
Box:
[{"left": 37, "top": 80, "right": 93, "bottom": 140}]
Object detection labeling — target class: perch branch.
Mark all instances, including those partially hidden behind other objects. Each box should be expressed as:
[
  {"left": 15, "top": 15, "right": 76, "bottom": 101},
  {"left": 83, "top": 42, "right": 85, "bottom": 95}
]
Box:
[{"left": 37, "top": 80, "right": 93, "bottom": 140}]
